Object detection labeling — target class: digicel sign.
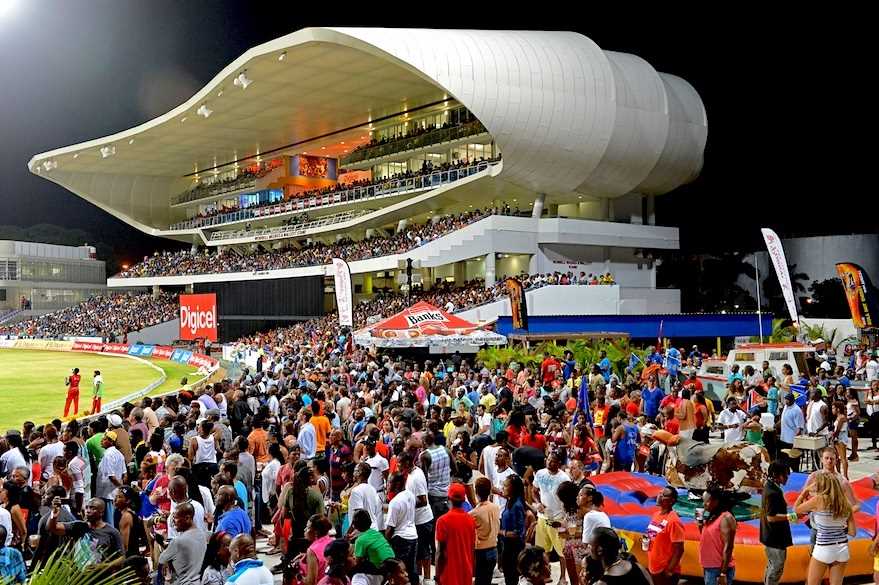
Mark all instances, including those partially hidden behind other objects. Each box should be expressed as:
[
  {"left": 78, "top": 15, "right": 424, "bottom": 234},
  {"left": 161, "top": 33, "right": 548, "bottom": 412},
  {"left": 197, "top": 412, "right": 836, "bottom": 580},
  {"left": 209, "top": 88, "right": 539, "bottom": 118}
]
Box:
[{"left": 179, "top": 294, "right": 218, "bottom": 341}]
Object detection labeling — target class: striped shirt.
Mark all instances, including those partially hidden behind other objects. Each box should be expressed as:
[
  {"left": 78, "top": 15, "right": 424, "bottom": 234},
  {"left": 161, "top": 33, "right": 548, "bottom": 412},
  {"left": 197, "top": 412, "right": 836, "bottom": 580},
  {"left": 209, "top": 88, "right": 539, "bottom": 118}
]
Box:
[
  {"left": 814, "top": 510, "right": 849, "bottom": 545},
  {"left": 426, "top": 445, "right": 450, "bottom": 497}
]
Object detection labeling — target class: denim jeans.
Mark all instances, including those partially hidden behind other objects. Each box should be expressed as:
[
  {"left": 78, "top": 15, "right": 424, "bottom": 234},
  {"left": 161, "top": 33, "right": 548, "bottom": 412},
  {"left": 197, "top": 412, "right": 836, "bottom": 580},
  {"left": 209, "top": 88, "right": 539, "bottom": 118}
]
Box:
[
  {"left": 704, "top": 567, "right": 735, "bottom": 585},
  {"left": 474, "top": 547, "right": 498, "bottom": 585},
  {"left": 764, "top": 547, "right": 786, "bottom": 585},
  {"left": 391, "top": 536, "right": 419, "bottom": 585}
]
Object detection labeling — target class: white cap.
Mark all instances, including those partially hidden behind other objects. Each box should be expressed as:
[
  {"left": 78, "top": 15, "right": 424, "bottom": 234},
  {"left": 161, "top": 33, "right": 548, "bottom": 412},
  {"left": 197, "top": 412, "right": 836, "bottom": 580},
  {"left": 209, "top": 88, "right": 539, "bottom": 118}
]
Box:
[{"left": 107, "top": 414, "right": 123, "bottom": 428}]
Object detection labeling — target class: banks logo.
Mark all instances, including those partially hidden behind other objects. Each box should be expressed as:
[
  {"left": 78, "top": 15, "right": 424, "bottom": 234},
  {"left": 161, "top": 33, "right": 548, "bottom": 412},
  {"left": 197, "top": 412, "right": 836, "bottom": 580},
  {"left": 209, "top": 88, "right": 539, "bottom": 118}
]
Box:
[
  {"left": 404, "top": 311, "right": 446, "bottom": 327},
  {"left": 179, "top": 294, "right": 218, "bottom": 341}
]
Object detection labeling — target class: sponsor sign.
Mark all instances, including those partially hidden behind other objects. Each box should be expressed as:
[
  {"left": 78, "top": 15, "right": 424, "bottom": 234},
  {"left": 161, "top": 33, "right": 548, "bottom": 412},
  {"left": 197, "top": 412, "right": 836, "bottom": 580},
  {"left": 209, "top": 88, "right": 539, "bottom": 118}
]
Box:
[
  {"left": 128, "top": 344, "right": 155, "bottom": 357},
  {"left": 404, "top": 310, "right": 447, "bottom": 327},
  {"left": 0, "top": 340, "right": 16, "bottom": 349},
  {"left": 171, "top": 349, "right": 194, "bottom": 364},
  {"left": 72, "top": 341, "right": 104, "bottom": 352},
  {"left": 189, "top": 353, "right": 217, "bottom": 369},
  {"left": 104, "top": 343, "right": 130, "bottom": 354},
  {"left": 332, "top": 258, "right": 353, "bottom": 327},
  {"left": 761, "top": 228, "right": 799, "bottom": 323},
  {"left": 152, "top": 346, "right": 174, "bottom": 359},
  {"left": 179, "top": 293, "right": 218, "bottom": 342},
  {"left": 13, "top": 339, "right": 74, "bottom": 351},
  {"left": 836, "top": 262, "right": 879, "bottom": 329}
]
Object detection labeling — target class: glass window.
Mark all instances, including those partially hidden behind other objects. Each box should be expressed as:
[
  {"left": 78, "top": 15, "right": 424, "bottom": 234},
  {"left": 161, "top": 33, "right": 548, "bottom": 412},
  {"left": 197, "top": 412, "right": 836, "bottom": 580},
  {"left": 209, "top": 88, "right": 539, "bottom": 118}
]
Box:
[
  {"left": 734, "top": 352, "right": 755, "bottom": 362},
  {"left": 768, "top": 351, "right": 788, "bottom": 361}
]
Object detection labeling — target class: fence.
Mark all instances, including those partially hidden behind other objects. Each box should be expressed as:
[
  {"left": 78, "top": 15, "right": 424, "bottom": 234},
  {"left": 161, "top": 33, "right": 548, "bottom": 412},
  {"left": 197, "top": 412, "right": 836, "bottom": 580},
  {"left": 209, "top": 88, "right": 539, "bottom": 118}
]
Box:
[
  {"left": 208, "top": 209, "right": 373, "bottom": 243},
  {"left": 340, "top": 121, "right": 489, "bottom": 166}
]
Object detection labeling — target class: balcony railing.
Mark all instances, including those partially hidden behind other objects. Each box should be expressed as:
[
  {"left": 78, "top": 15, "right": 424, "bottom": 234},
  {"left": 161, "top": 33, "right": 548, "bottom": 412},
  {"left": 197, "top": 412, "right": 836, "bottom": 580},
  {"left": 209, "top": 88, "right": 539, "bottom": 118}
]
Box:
[
  {"left": 340, "top": 121, "right": 489, "bottom": 166},
  {"left": 208, "top": 209, "right": 374, "bottom": 243},
  {"left": 169, "top": 159, "right": 499, "bottom": 231}
]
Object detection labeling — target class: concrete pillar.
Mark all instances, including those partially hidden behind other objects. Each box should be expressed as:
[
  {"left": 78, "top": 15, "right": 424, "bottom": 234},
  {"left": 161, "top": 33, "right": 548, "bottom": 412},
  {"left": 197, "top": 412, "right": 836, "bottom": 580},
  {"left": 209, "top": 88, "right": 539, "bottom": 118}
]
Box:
[
  {"left": 532, "top": 193, "right": 546, "bottom": 218},
  {"left": 190, "top": 243, "right": 199, "bottom": 254},
  {"left": 484, "top": 253, "right": 496, "bottom": 287},
  {"left": 646, "top": 194, "right": 656, "bottom": 225},
  {"left": 396, "top": 219, "right": 409, "bottom": 233},
  {"left": 631, "top": 194, "right": 645, "bottom": 225},
  {"left": 185, "top": 284, "right": 194, "bottom": 294},
  {"left": 151, "top": 285, "right": 161, "bottom": 299},
  {"left": 453, "top": 261, "right": 466, "bottom": 285},
  {"left": 608, "top": 198, "right": 616, "bottom": 221},
  {"left": 336, "top": 234, "right": 344, "bottom": 242},
  {"left": 363, "top": 273, "right": 373, "bottom": 295},
  {"left": 365, "top": 228, "right": 376, "bottom": 239},
  {"left": 547, "top": 203, "right": 558, "bottom": 217}
]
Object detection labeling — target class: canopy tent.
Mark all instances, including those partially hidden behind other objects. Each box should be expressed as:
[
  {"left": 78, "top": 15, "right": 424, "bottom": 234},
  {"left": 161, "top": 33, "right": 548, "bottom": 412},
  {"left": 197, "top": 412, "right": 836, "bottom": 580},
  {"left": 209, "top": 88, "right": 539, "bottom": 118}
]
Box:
[{"left": 354, "top": 301, "right": 507, "bottom": 348}]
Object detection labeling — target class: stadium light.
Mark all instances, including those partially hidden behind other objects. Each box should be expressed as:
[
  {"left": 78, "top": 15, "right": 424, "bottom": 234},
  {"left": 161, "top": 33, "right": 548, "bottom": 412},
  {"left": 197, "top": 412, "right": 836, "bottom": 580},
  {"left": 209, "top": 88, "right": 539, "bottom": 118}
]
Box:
[
  {"left": 278, "top": 51, "right": 287, "bottom": 61},
  {"left": 41, "top": 160, "right": 57, "bottom": 171},
  {"left": 197, "top": 104, "right": 213, "bottom": 118},
  {"left": 100, "top": 146, "right": 116, "bottom": 158},
  {"left": 233, "top": 71, "right": 252, "bottom": 90}
]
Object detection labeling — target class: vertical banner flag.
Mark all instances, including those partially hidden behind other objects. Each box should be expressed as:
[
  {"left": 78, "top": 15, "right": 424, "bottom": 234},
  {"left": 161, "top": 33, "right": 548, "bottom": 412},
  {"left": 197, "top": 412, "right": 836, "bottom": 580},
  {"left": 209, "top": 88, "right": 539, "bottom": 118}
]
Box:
[
  {"left": 505, "top": 278, "right": 529, "bottom": 330},
  {"left": 332, "top": 258, "right": 353, "bottom": 328},
  {"left": 761, "top": 228, "right": 799, "bottom": 323},
  {"left": 179, "top": 293, "right": 218, "bottom": 342},
  {"left": 835, "top": 262, "right": 879, "bottom": 329}
]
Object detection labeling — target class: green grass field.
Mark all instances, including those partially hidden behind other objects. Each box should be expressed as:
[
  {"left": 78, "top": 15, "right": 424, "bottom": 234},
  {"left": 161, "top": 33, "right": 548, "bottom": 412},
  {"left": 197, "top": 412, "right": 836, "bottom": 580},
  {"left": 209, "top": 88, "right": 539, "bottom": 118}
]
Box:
[{"left": 0, "top": 349, "right": 201, "bottom": 429}]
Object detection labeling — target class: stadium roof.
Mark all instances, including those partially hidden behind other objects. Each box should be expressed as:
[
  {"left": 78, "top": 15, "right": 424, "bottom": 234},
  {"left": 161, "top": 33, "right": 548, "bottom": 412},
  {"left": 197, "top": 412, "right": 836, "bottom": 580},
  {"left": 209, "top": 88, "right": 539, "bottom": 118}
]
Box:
[{"left": 29, "top": 27, "right": 707, "bottom": 235}]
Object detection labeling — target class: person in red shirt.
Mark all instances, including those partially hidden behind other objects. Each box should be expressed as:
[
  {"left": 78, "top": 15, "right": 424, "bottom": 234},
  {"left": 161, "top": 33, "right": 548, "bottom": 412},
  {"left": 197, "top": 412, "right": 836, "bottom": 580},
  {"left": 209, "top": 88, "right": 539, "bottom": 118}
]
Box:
[
  {"left": 660, "top": 386, "right": 681, "bottom": 411},
  {"left": 521, "top": 423, "right": 547, "bottom": 451},
  {"left": 64, "top": 368, "right": 81, "bottom": 417},
  {"left": 540, "top": 352, "right": 561, "bottom": 386},
  {"left": 662, "top": 406, "right": 680, "bottom": 435},
  {"left": 646, "top": 486, "right": 685, "bottom": 585},
  {"left": 435, "top": 483, "right": 476, "bottom": 585}
]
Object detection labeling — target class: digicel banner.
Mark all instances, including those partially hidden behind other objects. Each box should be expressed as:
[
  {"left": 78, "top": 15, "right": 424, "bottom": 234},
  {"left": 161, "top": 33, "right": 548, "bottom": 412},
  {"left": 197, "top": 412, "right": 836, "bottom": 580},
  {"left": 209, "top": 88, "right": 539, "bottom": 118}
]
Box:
[{"left": 179, "top": 294, "right": 218, "bottom": 342}]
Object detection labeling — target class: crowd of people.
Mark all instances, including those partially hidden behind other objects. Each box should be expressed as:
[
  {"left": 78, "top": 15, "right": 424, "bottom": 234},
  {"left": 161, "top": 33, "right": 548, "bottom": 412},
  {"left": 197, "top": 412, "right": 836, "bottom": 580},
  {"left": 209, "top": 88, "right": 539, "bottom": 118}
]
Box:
[
  {"left": 347, "top": 120, "right": 484, "bottom": 158},
  {"left": 2, "top": 306, "right": 877, "bottom": 585},
  {"left": 173, "top": 155, "right": 501, "bottom": 230},
  {"left": 176, "top": 163, "right": 281, "bottom": 205},
  {"left": 0, "top": 292, "right": 178, "bottom": 341},
  {"left": 123, "top": 210, "right": 495, "bottom": 279}
]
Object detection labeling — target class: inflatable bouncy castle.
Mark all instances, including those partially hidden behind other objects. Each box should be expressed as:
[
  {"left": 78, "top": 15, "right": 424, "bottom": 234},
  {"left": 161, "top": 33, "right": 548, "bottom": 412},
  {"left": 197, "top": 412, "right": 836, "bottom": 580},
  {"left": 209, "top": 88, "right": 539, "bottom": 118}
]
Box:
[{"left": 593, "top": 471, "right": 877, "bottom": 583}]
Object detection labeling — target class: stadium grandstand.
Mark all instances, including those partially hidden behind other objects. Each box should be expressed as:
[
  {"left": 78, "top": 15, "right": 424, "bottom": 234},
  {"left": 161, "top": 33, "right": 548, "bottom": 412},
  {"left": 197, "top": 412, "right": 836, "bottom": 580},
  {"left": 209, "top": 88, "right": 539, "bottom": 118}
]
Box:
[{"left": 27, "top": 27, "right": 707, "bottom": 341}]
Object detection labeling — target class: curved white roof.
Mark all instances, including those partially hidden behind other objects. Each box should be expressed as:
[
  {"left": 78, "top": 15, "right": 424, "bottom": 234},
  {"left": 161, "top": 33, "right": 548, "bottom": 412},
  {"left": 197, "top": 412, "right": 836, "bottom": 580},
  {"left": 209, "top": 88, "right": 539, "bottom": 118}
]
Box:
[{"left": 29, "top": 27, "right": 707, "bottom": 234}]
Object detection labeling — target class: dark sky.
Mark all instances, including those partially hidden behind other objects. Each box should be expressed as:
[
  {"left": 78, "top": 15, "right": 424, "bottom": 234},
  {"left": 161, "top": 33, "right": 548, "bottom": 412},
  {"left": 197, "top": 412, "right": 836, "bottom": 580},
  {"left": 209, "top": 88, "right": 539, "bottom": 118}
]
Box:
[{"left": 0, "top": 3, "right": 868, "bottom": 265}]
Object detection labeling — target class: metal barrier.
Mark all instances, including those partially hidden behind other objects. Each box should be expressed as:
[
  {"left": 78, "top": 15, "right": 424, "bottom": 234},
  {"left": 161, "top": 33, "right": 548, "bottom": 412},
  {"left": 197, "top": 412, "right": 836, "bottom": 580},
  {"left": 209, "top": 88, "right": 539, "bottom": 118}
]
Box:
[
  {"left": 208, "top": 209, "right": 373, "bottom": 242},
  {"left": 171, "top": 177, "right": 258, "bottom": 206},
  {"left": 170, "top": 160, "right": 498, "bottom": 231}
]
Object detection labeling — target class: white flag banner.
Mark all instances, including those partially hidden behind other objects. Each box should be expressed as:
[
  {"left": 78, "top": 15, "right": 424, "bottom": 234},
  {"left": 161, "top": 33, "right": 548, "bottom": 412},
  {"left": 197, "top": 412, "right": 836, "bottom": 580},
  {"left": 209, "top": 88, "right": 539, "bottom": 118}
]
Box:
[
  {"left": 331, "top": 258, "right": 353, "bottom": 327},
  {"left": 761, "top": 228, "right": 799, "bottom": 323}
]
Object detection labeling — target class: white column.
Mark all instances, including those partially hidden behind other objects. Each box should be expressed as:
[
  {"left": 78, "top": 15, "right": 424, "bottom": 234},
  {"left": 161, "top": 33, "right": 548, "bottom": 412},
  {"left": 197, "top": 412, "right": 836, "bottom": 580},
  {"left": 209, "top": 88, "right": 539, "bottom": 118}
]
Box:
[
  {"left": 396, "top": 219, "right": 409, "bottom": 233},
  {"left": 152, "top": 285, "right": 161, "bottom": 299},
  {"left": 484, "top": 253, "right": 496, "bottom": 287},
  {"left": 532, "top": 193, "right": 546, "bottom": 218}
]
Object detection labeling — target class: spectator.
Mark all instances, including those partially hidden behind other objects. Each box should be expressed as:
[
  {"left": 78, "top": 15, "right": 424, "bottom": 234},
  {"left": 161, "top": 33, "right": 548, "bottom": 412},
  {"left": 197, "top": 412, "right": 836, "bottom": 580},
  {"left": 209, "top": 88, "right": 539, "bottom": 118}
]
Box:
[{"left": 435, "top": 483, "right": 476, "bottom": 585}]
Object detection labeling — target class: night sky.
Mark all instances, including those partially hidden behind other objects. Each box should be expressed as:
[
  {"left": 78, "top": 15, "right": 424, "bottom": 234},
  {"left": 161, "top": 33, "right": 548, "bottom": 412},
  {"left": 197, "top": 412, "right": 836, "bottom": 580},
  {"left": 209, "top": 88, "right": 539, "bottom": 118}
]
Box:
[{"left": 0, "top": 3, "right": 867, "bottom": 266}]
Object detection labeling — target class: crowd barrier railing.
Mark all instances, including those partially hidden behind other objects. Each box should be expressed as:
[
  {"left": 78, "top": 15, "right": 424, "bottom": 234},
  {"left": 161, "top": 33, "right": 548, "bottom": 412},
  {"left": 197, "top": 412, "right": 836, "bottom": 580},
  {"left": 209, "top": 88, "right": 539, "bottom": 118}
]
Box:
[{"left": 169, "top": 160, "right": 497, "bottom": 231}]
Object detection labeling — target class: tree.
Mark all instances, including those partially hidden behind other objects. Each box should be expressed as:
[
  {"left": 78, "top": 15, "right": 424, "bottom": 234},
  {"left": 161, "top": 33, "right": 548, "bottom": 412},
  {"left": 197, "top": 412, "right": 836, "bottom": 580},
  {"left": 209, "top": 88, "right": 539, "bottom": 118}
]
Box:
[
  {"left": 657, "top": 251, "right": 757, "bottom": 312},
  {"left": 802, "top": 278, "right": 851, "bottom": 318}
]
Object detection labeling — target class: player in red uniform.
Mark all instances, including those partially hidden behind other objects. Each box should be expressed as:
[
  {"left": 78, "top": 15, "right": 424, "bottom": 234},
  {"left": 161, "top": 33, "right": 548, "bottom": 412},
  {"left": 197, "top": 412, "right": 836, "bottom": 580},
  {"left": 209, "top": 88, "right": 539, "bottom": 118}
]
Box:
[{"left": 64, "top": 367, "right": 81, "bottom": 417}]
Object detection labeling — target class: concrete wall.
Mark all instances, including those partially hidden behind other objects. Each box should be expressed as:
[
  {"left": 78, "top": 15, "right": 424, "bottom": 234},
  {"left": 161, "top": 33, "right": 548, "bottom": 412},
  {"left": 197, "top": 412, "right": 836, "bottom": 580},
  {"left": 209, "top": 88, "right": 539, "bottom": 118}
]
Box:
[
  {"left": 128, "top": 318, "right": 179, "bottom": 346},
  {"left": 456, "top": 285, "right": 681, "bottom": 323},
  {"left": 781, "top": 234, "right": 879, "bottom": 283}
]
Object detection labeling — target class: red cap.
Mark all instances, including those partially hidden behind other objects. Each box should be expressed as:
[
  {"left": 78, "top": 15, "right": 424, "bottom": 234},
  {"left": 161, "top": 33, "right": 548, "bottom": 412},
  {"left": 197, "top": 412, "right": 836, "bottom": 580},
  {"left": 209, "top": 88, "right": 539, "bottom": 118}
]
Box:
[{"left": 448, "top": 482, "right": 467, "bottom": 502}]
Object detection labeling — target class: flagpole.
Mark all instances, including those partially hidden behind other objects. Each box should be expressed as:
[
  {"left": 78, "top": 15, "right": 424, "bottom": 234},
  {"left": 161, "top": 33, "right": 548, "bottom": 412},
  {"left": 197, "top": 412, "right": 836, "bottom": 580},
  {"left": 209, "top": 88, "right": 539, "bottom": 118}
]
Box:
[{"left": 756, "top": 259, "right": 764, "bottom": 344}]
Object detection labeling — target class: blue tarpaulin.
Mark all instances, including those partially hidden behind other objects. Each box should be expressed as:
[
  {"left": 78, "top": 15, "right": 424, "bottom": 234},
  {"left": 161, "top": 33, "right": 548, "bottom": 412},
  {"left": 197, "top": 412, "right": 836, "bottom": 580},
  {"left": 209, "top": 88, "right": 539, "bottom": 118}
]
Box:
[{"left": 498, "top": 313, "right": 774, "bottom": 339}]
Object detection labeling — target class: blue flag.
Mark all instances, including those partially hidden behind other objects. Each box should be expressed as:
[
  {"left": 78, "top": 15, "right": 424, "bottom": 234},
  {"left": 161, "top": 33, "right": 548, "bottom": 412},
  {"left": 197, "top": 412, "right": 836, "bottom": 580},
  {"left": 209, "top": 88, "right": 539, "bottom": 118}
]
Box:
[
  {"left": 572, "top": 374, "right": 593, "bottom": 427},
  {"left": 790, "top": 384, "right": 808, "bottom": 408}
]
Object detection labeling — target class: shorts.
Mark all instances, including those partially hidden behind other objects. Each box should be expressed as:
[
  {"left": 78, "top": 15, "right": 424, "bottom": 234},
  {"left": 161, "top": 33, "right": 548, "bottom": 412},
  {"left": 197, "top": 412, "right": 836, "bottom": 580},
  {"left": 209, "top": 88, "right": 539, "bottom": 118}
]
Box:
[
  {"left": 812, "top": 542, "right": 850, "bottom": 564},
  {"left": 416, "top": 521, "right": 435, "bottom": 560},
  {"left": 535, "top": 517, "right": 565, "bottom": 556},
  {"left": 848, "top": 421, "right": 859, "bottom": 433}
]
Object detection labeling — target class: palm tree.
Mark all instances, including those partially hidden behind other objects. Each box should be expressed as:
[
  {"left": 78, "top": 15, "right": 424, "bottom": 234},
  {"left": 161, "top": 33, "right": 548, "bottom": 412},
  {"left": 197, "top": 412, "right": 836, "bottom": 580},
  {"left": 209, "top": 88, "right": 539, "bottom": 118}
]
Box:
[{"left": 21, "top": 548, "right": 136, "bottom": 585}]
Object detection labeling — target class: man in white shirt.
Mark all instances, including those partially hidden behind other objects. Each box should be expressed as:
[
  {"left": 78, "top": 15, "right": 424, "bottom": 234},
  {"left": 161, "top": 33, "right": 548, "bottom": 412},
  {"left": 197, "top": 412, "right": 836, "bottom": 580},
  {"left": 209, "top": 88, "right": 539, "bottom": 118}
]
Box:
[
  {"left": 297, "top": 409, "right": 317, "bottom": 459},
  {"left": 400, "top": 452, "right": 433, "bottom": 584},
  {"left": 167, "top": 476, "right": 207, "bottom": 539},
  {"left": 491, "top": 447, "right": 517, "bottom": 509},
  {"left": 867, "top": 353, "right": 879, "bottom": 381},
  {"left": 348, "top": 462, "right": 384, "bottom": 530},
  {"left": 532, "top": 452, "right": 571, "bottom": 583},
  {"left": 96, "top": 431, "right": 126, "bottom": 523},
  {"left": 363, "top": 439, "right": 389, "bottom": 497},
  {"left": 476, "top": 405, "right": 492, "bottom": 435},
  {"left": 38, "top": 424, "right": 66, "bottom": 481},
  {"left": 716, "top": 398, "right": 748, "bottom": 443},
  {"left": 384, "top": 473, "right": 418, "bottom": 585},
  {"left": 63, "top": 440, "right": 87, "bottom": 514}
]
